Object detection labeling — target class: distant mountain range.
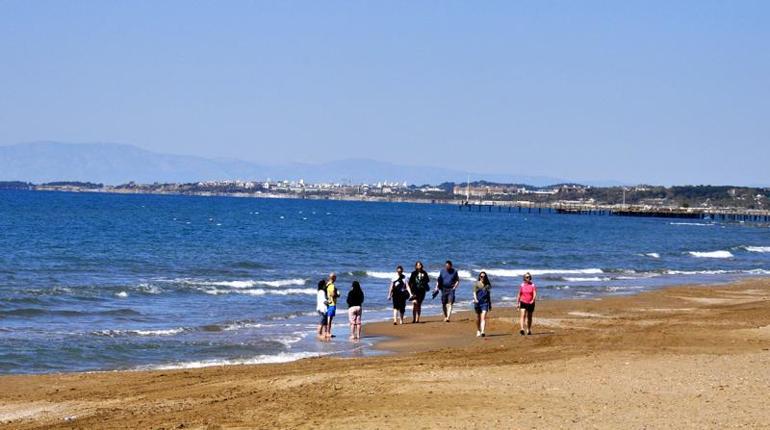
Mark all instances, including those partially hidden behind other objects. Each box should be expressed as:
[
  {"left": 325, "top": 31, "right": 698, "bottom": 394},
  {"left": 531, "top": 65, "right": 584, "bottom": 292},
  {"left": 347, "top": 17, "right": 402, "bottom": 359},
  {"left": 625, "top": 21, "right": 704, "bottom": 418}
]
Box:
[{"left": 0, "top": 142, "right": 604, "bottom": 186}]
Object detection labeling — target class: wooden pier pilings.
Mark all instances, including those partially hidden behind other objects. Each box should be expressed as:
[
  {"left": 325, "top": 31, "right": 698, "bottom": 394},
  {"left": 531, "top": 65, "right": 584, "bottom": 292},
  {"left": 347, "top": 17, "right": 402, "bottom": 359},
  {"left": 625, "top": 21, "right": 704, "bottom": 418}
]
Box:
[{"left": 458, "top": 202, "right": 770, "bottom": 223}]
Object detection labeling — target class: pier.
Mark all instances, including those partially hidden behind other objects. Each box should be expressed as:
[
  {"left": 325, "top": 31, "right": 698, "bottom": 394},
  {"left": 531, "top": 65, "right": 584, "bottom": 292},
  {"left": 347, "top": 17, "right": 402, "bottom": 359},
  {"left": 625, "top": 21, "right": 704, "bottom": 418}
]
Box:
[{"left": 458, "top": 201, "right": 770, "bottom": 223}]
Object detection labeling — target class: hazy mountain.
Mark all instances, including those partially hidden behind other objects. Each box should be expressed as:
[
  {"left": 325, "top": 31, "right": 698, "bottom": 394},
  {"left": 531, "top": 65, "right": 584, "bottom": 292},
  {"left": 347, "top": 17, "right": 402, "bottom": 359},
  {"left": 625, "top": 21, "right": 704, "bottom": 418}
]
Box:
[{"left": 0, "top": 142, "right": 575, "bottom": 186}]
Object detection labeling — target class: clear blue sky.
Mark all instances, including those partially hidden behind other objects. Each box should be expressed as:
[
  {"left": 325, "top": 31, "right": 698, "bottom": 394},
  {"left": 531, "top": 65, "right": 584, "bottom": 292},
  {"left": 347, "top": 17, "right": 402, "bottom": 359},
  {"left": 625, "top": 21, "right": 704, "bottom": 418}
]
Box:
[{"left": 1, "top": 1, "right": 768, "bottom": 185}]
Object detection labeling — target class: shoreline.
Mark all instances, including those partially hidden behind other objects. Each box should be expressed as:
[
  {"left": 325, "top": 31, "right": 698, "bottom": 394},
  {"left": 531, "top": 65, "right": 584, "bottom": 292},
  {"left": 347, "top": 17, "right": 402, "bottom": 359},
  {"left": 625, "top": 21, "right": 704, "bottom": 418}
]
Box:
[{"left": 2, "top": 278, "right": 769, "bottom": 429}]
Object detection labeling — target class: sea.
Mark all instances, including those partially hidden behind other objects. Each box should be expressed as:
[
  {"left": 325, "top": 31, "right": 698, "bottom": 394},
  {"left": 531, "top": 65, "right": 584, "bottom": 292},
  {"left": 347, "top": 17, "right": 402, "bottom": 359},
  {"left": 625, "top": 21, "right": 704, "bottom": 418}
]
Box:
[{"left": 1, "top": 190, "right": 769, "bottom": 374}]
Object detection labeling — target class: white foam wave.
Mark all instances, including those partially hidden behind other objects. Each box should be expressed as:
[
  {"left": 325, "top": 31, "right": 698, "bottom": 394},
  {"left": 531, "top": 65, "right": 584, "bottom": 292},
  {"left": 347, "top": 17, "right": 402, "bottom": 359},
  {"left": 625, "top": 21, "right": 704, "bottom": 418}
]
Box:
[
  {"left": 745, "top": 269, "right": 770, "bottom": 275},
  {"left": 457, "top": 270, "right": 474, "bottom": 280},
  {"left": 666, "top": 269, "right": 730, "bottom": 275},
  {"left": 670, "top": 268, "right": 770, "bottom": 275},
  {"left": 208, "top": 280, "right": 258, "bottom": 288},
  {"left": 645, "top": 253, "right": 660, "bottom": 259},
  {"left": 562, "top": 277, "right": 608, "bottom": 282},
  {"left": 222, "top": 322, "right": 265, "bottom": 331},
  {"left": 115, "top": 291, "right": 128, "bottom": 298},
  {"left": 481, "top": 268, "right": 604, "bottom": 278},
  {"left": 271, "top": 334, "right": 306, "bottom": 348},
  {"left": 605, "top": 286, "right": 644, "bottom": 292},
  {"left": 364, "top": 271, "right": 394, "bottom": 280},
  {"left": 95, "top": 328, "right": 186, "bottom": 337},
  {"left": 743, "top": 246, "right": 770, "bottom": 253},
  {"left": 688, "top": 250, "right": 734, "bottom": 259},
  {"left": 149, "top": 351, "right": 323, "bottom": 370},
  {"left": 133, "top": 328, "right": 186, "bottom": 336},
  {"left": 669, "top": 222, "right": 714, "bottom": 227},
  {"left": 137, "top": 283, "right": 163, "bottom": 294},
  {"left": 174, "top": 278, "right": 307, "bottom": 289},
  {"left": 203, "top": 288, "right": 316, "bottom": 296},
  {"left": 267, "top": 288, "right": 317, "bottom": 296},
  {"left": 368, "top": 270, "right": 474, "bottom": 281},
  {"left": 256, "top": 279, "right": 307, "bottom": 288}
]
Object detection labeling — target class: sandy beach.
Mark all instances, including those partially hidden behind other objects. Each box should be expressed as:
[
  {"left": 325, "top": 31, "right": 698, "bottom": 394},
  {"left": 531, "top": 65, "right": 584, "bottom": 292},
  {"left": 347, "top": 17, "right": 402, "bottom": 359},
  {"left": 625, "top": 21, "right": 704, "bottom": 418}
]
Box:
[{"left": 1, "top": 278, "right": 769, "bottom": 429}]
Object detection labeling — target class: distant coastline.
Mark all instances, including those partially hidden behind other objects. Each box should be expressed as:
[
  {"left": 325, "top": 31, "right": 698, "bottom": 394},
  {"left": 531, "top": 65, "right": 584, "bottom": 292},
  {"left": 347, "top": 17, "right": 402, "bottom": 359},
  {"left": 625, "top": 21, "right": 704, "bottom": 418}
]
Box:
[{"left": 2, "top": 180, "right": 769, "bottom": 217}]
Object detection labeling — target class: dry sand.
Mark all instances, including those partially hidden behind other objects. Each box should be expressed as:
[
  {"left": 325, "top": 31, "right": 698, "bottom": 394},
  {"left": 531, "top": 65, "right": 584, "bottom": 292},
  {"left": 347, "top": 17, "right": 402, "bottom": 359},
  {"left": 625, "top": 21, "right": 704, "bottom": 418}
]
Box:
[{"left": 1, "top": 279, "right": 769, "bottom": 429}]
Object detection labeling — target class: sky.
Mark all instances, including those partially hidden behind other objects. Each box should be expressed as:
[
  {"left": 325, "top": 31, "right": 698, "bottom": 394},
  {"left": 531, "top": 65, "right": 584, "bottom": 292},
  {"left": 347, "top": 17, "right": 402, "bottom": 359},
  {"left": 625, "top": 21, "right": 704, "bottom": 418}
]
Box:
[{"left": 0, "top": 1, "right": 768, "bottom": 186}]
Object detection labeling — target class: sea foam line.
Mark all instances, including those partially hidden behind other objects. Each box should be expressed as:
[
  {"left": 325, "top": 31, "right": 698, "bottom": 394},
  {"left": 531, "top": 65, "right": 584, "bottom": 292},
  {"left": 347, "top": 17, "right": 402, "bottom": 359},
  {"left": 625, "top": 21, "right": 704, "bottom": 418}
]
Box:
[
  {"left": 480, "top": 268, "right": 604, "bottom": 278},
  {"left": 170, "top": 278, "right": 307, "bottom": 289},
  {"left": 669, "top": 222, "right": 715, "bottom": 227},
  {"left": 366, "top": 270, "right": 475, "bottom": 281},
  {"left": 202, "top": 288, "right": 316, "bottom": 296},
  {"left": 562, "top": 277, "right": 609, "bottom": 283},
  {"left": 147, "top": 351, "right": 324, "bottom": 370},
  {"left": 94, "top": 327, "right": 187, "bottom": 337},
  {"left": 688, "top": 250, "right": 734, "bottom": 259},
  {"left": 743, "top": 246, "right": 770, "bottom": 253}
]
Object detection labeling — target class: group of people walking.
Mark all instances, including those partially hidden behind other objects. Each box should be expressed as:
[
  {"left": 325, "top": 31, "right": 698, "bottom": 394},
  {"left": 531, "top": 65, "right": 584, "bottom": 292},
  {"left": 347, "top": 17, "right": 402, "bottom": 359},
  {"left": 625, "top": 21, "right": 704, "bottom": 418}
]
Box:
[{"left": 315, "top": 261, "right": 538, "bottom": 340}]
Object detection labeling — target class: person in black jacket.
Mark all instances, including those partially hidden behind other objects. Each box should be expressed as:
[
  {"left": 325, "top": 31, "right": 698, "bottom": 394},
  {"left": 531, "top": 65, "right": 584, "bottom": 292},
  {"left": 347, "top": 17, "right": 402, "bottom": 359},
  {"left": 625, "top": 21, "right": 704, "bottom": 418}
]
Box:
[
  {"left": 346, "top": 281, "right": 365, "bottom": 340},
  {"left": 408, "top": 261, "right": 430, "bottom": 323}
]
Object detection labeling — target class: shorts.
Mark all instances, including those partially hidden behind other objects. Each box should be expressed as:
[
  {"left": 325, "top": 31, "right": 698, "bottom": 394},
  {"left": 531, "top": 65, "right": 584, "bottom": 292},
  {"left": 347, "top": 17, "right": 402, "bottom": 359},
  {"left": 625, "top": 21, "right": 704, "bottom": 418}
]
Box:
[
  {"left": 441, "top": 289, "right": 455, "bottom": 305},
  {"left": 318, "top": 310, "right": 327, "bottom": 325},
  {"left": 519, "top": 302, "right": 535, "bottom": 313},
  {"left": 326, "top": 305, "right": 337, "bottom": 318},
  {"left": 413, "top": 289, "right": 426, "bottom": 304},
  {"left": 474, "top": 302, "right": 490, "bottom": 313},
  {"left": 348, "top": 306, "right": 362, "bottom": 325}
]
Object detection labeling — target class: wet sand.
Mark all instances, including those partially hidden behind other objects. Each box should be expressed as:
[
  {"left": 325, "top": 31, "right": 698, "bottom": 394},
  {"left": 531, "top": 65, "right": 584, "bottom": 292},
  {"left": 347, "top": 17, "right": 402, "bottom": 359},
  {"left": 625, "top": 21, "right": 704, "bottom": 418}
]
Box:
[{"left": 2, "top": 279, "right": 769, "bottom": 429}]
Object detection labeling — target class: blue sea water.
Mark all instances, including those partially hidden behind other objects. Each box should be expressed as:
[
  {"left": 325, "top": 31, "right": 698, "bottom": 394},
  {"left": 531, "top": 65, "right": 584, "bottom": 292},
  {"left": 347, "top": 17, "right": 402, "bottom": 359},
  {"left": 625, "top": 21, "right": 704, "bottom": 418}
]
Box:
[{"left": 0, "top": 190, "right": 768, "bottom": 374}]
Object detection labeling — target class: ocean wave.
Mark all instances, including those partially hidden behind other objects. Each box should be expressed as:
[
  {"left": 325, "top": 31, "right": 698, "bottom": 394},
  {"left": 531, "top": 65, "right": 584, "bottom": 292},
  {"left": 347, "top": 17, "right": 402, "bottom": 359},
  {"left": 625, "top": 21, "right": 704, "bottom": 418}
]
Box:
[
  {"left": 271, "top": 334, "right": 306, "bottom": 348},
  {"left": 458, "top": 270, "right": 474, "bottom": 280},
  {"left": 170, "top": 278, "right": 307, "bottom": 289},
  {"left": 742, "top": 246, "right": 770, "bottom": 253},
  {"left": 115, "top": 291, "right": 129, "bottom": 298},
  {"left": 362, "top": 271, "right": 394, "bottom": 280},
  {"left": 644, "top": 253, "right": 660, "bottom": 259},
  {"left": 256, "top": 279, "right": 307, "bottom": 288},
  {"left": 605, "top": 285, "right": 645, "bottom": 293},
  {"left": 688, "top": 250, "right": 734, "bottom": 259},
  {"left": 481, "top": 268, "right": 604, "bottom": 278},
  {"left": 147, "top": 351, "right": 324, "bottom": 370},
  {"left": 136, "top": 283, "right": 163, "bottom": 294},
  {"left": 745, "top": 269, "right": 770, "bottom": 275},
  {"left": 562, "top": 277, "right": 609, "bottom": 282},
  {"left": 93, "top": 327, "right": 187, "bottom": 337},
  {"left": 665, "top": 268, "right": 770, "bottom": 276},
  {"left": 666, "top": 269, "right": 730, "bottom": 275},
  {"left": 669, "top": 222, "right": 715, "bottom": 227},
  {"left": 364, "top": 270, "right": 474, "bottom": 281},
  {"left": 202, "top": 288, "right": 316, "bottom": 296},
  {"left": 221, "top": 321, "right": 265, "bottom": 331},
  {"left": 0, "top": 308, "right": 141, "bottom": 318}
]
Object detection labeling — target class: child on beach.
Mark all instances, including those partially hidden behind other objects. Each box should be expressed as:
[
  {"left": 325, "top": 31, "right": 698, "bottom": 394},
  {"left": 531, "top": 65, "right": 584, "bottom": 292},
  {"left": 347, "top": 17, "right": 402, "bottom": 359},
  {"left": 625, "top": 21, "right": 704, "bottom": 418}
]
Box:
[
  {"left": 316, "top": 280, "right": 328, "bottom": 338},
  {"left": 387, "top": 266, "right": 413, "bottom": 325},
  {"left": 472, "top": 271, "right": 492, "bottom": 337},
  {"left": 346, "top": 281, "right": 365, "bottom": 340},
  {"left": 325, "top": 273, "right": 340, "bottom": 339},
  {"left": 517, "top": 272, "right": 537, "bottom": 336}
]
